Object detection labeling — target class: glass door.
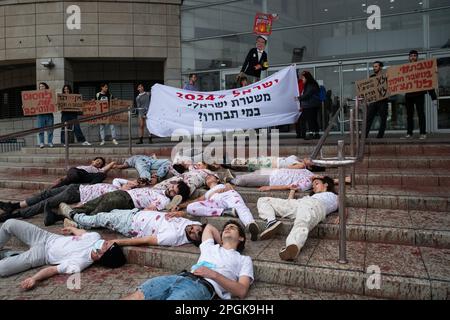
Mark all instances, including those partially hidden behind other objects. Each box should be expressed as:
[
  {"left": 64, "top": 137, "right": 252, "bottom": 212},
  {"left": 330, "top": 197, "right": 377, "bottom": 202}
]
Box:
[
  {"left": 432, "top": 54, "right": 450, "bottom": 131},
  {"left": 220, "top": 68, "right": 241, "bottom": 90}
]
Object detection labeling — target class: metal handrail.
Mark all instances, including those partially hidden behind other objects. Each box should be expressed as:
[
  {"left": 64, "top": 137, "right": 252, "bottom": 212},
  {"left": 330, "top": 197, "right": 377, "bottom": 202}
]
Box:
[
  {"left": 0, "top": 106, "right": 135, "bottom": 170},
  {"left": 0, "top": 106, "right": 133, "bottom": 142},
  {"left": 309, "top": 96, "right": 368, "bottom": 264}
]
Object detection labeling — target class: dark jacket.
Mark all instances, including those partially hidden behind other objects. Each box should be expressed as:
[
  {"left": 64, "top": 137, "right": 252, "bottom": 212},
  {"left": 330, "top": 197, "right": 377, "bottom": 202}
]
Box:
[
  {"left": 298, "top": 82, "right": 321, "bottom": 109},
  {"left": 241, "top": 48, "right": 268, "bottom": 78}
]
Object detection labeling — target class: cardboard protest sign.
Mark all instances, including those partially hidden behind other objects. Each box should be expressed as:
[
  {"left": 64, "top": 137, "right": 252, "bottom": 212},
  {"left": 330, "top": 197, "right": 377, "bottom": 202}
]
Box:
[
  {"left": 57, "top": 94, "right": 83, "bottom": 112},
  {"left": 109, "top": 99, "right": 131, "bottom": 124},
  {"left": 21, "top": 90, "right": 57, "bottom": 116},
  {"left": 387, "top": 58, "right": 438, "bottom": 95},
  {"left": 355, "top": 74, "right": 389, "bottom": 104},
  {"left": 81, "top": 100, "right": 109, "bottom": 124}
]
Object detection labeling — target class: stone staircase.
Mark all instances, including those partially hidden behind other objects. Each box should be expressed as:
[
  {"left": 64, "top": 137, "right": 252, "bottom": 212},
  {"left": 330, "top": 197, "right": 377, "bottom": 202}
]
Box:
[{"left": 0, "top": 140, "right": 449, "bottom": 300}]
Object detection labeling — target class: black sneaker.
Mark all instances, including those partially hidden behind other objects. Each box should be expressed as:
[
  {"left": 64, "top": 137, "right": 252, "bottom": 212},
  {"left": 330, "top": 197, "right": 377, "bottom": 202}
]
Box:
[
  {"left": 44, "top": 202, "right": 62, "bottom": 226},
  {"left": 259, "top": 220, "right": 282, "bottom": 240},
  {"left": 0, "top": 201, "right": 19, "bottom": 212},
  {"left": 222, "top": 208, "right": 237, "bottom": 217},
  {"left": 248, "top": 222, "right": 260, "bottom": 241}
]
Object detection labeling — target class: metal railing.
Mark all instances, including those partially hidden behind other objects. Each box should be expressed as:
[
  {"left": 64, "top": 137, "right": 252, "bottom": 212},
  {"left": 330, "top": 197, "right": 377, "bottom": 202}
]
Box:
[
  {"left": 0, "top": 107, "right": 135, "bottom": 170},
  {"left": 310, "top": 97, "right": 368, "bottom": 264},
  {"left": 0, "top": 138, "right": 26, "bottom": 153}
]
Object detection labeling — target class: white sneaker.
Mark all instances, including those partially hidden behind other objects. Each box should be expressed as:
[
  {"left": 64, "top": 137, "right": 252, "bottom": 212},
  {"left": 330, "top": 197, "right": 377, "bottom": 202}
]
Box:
[
  {"left": 100, "top": 140, "right": 105, "bottom": 146},
  {"left": 39, "top": 143, "right": 44, "bottom": 148},
  {"left": 112, "top": 139, "right": 119, "bottom": 145},
  {"left": 48, "top": 143, "right": 54, "bottom": 148},
  {"left": 400, "top": 134, "right": 413, "bottom": 140},
  {"left": 419, "top": 134, "right": 427, "bottom": 140},
  {"left": 82, "top": 141, "right": 91, "bottom": 146}
]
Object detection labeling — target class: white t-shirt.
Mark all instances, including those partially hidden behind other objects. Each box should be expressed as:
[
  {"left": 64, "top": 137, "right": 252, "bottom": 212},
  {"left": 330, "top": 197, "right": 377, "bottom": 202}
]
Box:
[
  {"left": 205, "top": 184, "right": 226, "bottom": 200},
  {"left": 45, "top": 232, "right": 99, "bottom": 274},
  {"left": 76, "top": 165, "right": 104, "bottom": 174},
  {"left": 277, "top": 155, "right": 301, "bottom": 168},
  {"left": 78, "top": 183, "right": 119, "bottom": 203},
  {"left": 126, "top": 188, "right": 169, "bottom": 210},
  {"left": 131, "top": 211, "right": 201, "bottom": 246},
  {"left": 269, "top": 169, "right": 314, "bottom": 191},
  {"left": 311, "top": 192, "right": 338, "bottom": 214},
  {"left": 191, "top": 238, "right": 254, "bottom": 300}
]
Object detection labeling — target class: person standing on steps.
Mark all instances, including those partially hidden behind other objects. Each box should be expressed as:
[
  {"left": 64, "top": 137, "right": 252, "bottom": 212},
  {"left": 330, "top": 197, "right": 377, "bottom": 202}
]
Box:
[
  {"left": 135, "top": 83, "right": 152, "bottom": 144},
  {"left": 96, "top": 83, "right": 118, "bottom": 146},
  {"left": 36, "top": 82, "right": 54, "bottom": 149},
  {"left": 237, "top": 35, "right": 269, "bottom": 84},
  {"left": 402, "top": 50, "right": 438, "bottom": 140},
  {"left": 60, "top": 84, "right": 91, "bottom": 146},
  {"left": 365, "top": 61, "right": 389, "bottom": 139},
  {"left": 297, "top": 71, "right": 321, "bottom": 140}
]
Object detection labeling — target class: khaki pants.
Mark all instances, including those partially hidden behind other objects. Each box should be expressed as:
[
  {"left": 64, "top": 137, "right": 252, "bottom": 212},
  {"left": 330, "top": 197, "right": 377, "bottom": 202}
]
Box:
[{"left": 257, "top": 196, "right": 326, "bottom": 250}]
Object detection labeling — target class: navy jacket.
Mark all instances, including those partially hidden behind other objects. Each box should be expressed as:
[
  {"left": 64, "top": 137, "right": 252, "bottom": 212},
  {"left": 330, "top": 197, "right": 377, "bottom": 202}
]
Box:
[
  {"left": 298, "top": 82, "right": 321, "bottom": 109},
  {"left": 241, "top": 48, "right": 268, "bottom": 78}
]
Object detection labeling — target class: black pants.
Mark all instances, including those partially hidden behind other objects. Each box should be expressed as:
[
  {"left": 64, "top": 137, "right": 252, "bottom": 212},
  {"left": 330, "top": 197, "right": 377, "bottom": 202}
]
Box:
[
  {"left": 60, "top": 112, "right": 86, "bottom": 144},
  {"left": 72, "top": 190, "right": 135, "bottom": 216},
  {"left": 366, "top": 100, "right": 388, "bottom": 138},
  {"left": 297, "top": 108, "right": 319, "bottom": 137},
  {"left": 19, "top": 184, "right": 81, "bottom": 219},
  {"left": 405, "top": 95, "right": 426, "bottom": 135},
  {"left": 52, "top": 168, "right": 106, "bottom": 189}
]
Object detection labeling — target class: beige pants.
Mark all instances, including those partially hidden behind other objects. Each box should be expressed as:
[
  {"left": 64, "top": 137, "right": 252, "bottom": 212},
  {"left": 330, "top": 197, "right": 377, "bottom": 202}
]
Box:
[{"left": 257, "top": 196, "right": 326, "bottom": 250}]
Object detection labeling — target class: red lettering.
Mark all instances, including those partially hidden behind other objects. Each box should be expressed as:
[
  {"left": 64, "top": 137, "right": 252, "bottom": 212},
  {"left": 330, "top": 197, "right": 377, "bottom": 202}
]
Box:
[{"left": 185, "top": 94, "right": 195, "bottom": 100}]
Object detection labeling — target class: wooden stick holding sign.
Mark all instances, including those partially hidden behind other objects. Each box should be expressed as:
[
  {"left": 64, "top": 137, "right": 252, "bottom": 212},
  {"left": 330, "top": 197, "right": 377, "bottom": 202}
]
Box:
[{"left": 21, "top": 89, "right": 57, "bottom": 116}]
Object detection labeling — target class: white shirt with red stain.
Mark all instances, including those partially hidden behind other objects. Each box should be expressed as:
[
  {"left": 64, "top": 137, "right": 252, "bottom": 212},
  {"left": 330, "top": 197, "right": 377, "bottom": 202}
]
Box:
[
  {"left": 130, "top": 211, "right": 201, "bottom": 246},
  {"left": 126, "top": 187, "right": 170, "bottom": 210}
]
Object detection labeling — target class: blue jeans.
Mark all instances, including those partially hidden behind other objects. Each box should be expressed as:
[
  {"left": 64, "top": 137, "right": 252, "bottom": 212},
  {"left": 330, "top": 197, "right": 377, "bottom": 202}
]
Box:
[
  {"left": 135, "top": 158, "right": 171, "bottom": 179},
  {"left": 99, "top": 124, "right": 116, "bottom": 140},
  {"left": 61, "top": 112, "right": 86, "bottom": 144},
  {"left": 73, "top": 209, "right": 136, "bottom": 236},
  {"left": 139, "top": 275, "right": 214, "bottom": 300},
  {"left": 37, "top": 114, "right": 54, "bottom": 145}
]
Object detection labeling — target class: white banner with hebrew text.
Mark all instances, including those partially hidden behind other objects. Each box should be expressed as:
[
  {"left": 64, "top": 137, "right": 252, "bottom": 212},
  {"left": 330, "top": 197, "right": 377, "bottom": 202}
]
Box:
[{"left": 147, "top": 66, "right": 300, "bottom": 137}]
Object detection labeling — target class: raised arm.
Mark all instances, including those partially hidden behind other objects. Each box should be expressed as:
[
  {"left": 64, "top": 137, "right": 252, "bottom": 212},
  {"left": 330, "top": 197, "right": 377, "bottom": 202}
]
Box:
[
  {"left": 201, "top": 224, "right": 222, "bottom": 245},
  {"left": 101, "top": 161, "right": 116, "bottom": 173},
  {"left": 20, "top": 266, "right": 59, "bottom": 290},
  {"left": 114, "top": 162, "right": 130, "bottom": 170},
  {"left": 113, "top": 236, "right": 158, "bottom": 247},
  {"left": 62, "top": 226, "right": 87, "bottom": 236},
  {"left": 259, "top": 185, "right": 295, "bottom": 192}
]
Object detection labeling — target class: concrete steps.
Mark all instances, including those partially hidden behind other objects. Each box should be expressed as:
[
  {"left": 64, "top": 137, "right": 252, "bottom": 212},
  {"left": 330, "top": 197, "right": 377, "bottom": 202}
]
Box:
[
  {"left": 1, "top": 140, "right": 449, "bottom": 300},
  {"left": 4, "top": 216, "right": 446, "bottom": 300}
]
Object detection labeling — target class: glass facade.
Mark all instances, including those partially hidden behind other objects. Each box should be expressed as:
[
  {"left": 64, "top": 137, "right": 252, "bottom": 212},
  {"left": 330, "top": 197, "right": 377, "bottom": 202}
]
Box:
[{"left": 181, "top": 0, "right": 450, "bottom": 132}]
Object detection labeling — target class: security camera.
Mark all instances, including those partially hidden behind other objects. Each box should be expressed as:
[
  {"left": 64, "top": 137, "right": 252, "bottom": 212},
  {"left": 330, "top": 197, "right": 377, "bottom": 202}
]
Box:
[{"left": 41, "top": 59, "right": 54, "bottom": 68}]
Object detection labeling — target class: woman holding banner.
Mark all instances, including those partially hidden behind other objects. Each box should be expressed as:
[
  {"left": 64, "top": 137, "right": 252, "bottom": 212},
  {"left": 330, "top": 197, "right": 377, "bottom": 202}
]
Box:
[
  {"left": 60, "top": 85, "right": 91, "bottom": 146},
  {"left": 37, "top": 82, "right": 54, "bottom": 148},
  {"left": 96, "top": 83, "right": 118, "bottom": 146}
]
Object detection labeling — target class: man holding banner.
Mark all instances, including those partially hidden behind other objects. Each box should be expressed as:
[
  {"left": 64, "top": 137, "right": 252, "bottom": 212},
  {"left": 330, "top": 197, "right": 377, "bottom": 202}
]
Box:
[
  {"left": 365, "top": 61, "right": 388, "bottom": 139},
  {"left": 402, "top": 50, "right": 438, "bottom": 140}
]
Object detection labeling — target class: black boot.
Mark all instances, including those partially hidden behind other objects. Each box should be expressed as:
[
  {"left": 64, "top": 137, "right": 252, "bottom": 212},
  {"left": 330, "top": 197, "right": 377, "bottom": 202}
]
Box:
[
  {"left": 0, "top": 201, "right": 20, "bottom": 212},
  {"left": 148, "top": 135, "right": 153, "bottom": 143},
  {"left": 43, "top": 202, "right": 63, "bottom": 226},
  {"left": 136, "top": 137, "right": 144, "bottom": 145},
  {"left": 0, "top": 211, "right": 20, "bottom": 223}
]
